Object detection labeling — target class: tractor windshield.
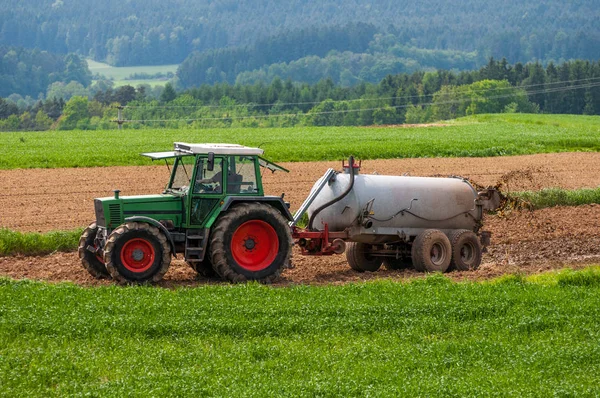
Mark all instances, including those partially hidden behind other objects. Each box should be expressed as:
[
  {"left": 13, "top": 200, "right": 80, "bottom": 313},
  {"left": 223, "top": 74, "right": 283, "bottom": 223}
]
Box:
[{"left": 170, "top": 156, "right": 195, "bottom": 191}]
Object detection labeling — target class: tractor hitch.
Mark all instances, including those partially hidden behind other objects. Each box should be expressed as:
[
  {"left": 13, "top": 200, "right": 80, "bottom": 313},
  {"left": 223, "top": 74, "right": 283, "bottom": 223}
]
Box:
[{"left": 292, "top": 223, "right": 348, "bottom": 256}]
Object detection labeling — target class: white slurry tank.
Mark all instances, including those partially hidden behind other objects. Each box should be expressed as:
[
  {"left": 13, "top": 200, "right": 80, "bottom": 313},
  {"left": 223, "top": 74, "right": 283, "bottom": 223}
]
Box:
[{"left": 292, "top": 157, "right": 500, "bottom": 274}]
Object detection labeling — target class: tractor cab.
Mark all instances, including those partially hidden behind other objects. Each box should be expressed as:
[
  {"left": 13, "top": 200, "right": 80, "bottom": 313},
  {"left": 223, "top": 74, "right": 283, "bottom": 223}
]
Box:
[{"left": 141, "top": 143, "right": 289, "bottom": 228}]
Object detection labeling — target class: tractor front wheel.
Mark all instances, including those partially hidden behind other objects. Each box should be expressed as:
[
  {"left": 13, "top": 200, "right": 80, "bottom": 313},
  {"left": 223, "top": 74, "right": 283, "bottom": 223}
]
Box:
[
  {"left": 78, "top": 222, "right": 110, "bottom": 279},
  {"left": 103, "top": 222, "right": 171, "bottom": 283},
  {"left": 209, "top": 203, "right": 292, "bottom": 283}
]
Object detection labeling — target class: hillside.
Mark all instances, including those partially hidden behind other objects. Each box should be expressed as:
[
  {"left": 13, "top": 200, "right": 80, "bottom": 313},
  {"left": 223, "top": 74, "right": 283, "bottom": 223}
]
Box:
[{"left": 0, "top": 0, "right": 597, "bottom": 70}]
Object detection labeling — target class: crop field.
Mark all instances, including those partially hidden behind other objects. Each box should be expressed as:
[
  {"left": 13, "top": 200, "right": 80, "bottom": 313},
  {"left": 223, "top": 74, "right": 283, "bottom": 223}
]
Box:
[
  {"left": 0, "top": 114, "right": 599, "bottom": 169},
  {"left": 1, "top": 113, "right": 600, "bottom": 395},
  {"left": 2, "top": 271, "right": 600, "bottom": 396}
]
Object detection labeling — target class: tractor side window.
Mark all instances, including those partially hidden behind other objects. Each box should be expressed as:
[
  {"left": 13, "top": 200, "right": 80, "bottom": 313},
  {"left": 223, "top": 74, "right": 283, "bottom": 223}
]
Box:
[
  {"left": 193, "top": 158, "right": 223, "bottom": 194},
  {"left": 227, "top": 156, "right": 258, "bottom": 194}
]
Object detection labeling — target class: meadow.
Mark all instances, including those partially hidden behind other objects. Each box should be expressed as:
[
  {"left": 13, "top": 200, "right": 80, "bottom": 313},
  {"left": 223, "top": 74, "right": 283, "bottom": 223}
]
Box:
[
  {"left": 1, "top": 270, "right": 600, "bottom": 396},
  {"left": 87, "top": 59, "right": 177, "bottom": 87},
  {"left": 1, "top": 114, "right": 599, "bottom": 169}
]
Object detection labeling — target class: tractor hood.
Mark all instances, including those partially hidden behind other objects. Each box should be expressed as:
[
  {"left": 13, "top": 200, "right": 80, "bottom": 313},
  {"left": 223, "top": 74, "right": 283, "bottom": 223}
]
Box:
[{"left": 94, "top": 194, "right": 183, "bottom": 229}]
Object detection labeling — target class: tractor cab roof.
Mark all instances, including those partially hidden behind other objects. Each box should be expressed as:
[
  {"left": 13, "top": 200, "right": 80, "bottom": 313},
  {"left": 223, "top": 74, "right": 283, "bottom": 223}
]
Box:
[{"left": 141, "top": 142, "right": 288, "bottom": 173}]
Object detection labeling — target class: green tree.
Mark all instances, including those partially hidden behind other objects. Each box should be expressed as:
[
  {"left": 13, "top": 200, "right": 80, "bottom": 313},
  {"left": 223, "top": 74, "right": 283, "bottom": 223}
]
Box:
[
  {"left": 34, "top": 110, "right": 53, "bottom": 130},
  {"left": 58, "top": 96, "right": 90, "bottom": 130},
  {"left": 160, "top": 83, "right": 177, "bottom": 103}
]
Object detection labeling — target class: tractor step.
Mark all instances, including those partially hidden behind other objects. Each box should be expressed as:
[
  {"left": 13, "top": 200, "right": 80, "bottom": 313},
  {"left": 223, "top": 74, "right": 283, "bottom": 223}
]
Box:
[{"left": 184, "top": 229, "right": 209, "bottom": 263}]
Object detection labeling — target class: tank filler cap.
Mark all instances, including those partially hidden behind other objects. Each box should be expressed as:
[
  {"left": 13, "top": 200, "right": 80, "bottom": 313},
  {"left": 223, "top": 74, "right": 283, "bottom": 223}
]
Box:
[{"left": 342, "top": 158, "right": 361, "bottom": 174}]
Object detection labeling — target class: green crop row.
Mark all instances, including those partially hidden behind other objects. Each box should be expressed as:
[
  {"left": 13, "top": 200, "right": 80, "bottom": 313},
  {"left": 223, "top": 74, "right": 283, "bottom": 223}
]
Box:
[
  {"left": 1, "top": 269, "right": 600, "bottom": 396},
  {"left": 511, "top": 187, "right": 600, "bottom": 209},
  {"left": 0, "top": 228, "right": 83, "bottom": 257},
  {"left": 0, "top": 113, "right": 598, "bottom": 169}
]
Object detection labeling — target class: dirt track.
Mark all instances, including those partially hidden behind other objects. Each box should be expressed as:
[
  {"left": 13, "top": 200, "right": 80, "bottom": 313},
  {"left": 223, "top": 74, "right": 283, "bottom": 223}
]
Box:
[{"left": 1, "top": 152, "right": 600, "bottom": 285}]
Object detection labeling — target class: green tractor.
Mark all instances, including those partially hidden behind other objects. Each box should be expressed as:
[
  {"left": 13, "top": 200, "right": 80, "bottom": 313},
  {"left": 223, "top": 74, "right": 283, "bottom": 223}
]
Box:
[{"left": 79, "top": 143, "right": 293, "bottom": 283}]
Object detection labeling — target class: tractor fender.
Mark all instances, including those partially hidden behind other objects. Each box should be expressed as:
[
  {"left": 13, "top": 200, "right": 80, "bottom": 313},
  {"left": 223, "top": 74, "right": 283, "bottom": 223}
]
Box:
[
  {"left": 124, "top": 216, "right": 177, "bottom": 257},
  {"left": 219, "top": 196, "right": 293, "bottom": 222}
]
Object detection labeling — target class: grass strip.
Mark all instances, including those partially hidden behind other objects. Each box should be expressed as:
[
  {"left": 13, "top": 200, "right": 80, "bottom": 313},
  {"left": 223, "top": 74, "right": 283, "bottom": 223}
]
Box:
[
  {"left": 510, "top": 187, "right": 600, "bottom": 209},
  {"left": 1, "top": 270, "right": 600, "bottom": 396},
  {"left": 0, "top": 228, "right": 82, "bottom": 257},
  {"left": 0, "top": 114, "right": 598, "bottom": 169}
]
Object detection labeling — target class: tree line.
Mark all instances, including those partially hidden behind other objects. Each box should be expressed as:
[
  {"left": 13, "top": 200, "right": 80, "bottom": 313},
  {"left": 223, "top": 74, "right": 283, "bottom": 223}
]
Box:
[{"left": 1, "top": 59, "right": 598, "bottom": 131}]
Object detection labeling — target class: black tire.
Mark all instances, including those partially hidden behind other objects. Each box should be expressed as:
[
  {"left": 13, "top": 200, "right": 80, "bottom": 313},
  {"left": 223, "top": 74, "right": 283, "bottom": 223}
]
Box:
[
  {"left": 78, "top": 222, "right": 110, "bottom": 279},
  {"left": 383, "top": 257, "right": 412, "bottom": 270},
  {"left": 104, "top": 222, "right": 171, "bottom": 283},
  {"left": 346, "top": 242, "right": 382, "bottom": 272},
  {"left": 209, "top": 203, "right": 292, "bottom": 283},
  {"left": 187, "top": 259, "right": 216, "bottom": 277},
  {"left": 448, "top": 229, "right": 482, "bottom": 271},
  {"left": 411, "top": 229, "right": 452, "bottom": 273}
]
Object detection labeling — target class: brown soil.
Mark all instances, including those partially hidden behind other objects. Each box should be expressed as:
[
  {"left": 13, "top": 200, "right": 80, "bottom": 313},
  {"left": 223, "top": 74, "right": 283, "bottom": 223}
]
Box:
[
  {"left": 0, "top": 152, "right": 599, "bottom": 286},
  {"left": 2, "top": 152, "right": 599, "bottom": 233}
]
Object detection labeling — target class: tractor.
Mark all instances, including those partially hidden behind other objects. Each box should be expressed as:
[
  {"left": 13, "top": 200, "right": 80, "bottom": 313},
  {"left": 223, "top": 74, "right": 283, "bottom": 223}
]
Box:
[{"left": 79, "top": 143, "right": 292, "bottom": 283}]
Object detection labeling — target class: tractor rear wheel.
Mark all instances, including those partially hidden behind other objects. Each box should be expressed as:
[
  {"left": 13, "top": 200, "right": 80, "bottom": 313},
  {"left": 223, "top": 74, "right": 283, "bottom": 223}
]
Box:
[
  {"left": 78, "top": 222, "right": 110, "bottom": 279},
  {"left": 104, "top": 222, "right": 171, "bottom": 284},
  {"left": 448, "top": 229, "right": 482, "bottom": 271},
  {"left": 209, "top": 203, "right": 292, "bottom": 283},
  {"left": 346, "top": 242, "right": 382, "bottom": 272},
  {"left": 411, "top": 229, "right": 452, "bottom": 273}
]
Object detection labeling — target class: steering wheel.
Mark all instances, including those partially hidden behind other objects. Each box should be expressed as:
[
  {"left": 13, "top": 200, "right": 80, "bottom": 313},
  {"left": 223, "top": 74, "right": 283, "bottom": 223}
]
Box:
[{"left": 198, "top": 183, "right": 215, "bottom": 192}]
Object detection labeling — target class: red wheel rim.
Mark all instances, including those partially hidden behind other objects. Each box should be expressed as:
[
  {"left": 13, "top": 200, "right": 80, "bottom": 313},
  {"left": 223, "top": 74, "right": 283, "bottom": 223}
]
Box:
[
  {"left": 231, "top": 220, "right": 279, "bottom": 271},
  {"left": 120, "top": 238, "right": 155, "bottom": 272}
]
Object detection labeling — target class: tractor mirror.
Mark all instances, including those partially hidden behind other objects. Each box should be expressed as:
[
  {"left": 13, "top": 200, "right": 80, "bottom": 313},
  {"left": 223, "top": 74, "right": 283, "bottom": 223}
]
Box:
[{"left": 207, "top": 152, "right": 214, "bottom": 171}]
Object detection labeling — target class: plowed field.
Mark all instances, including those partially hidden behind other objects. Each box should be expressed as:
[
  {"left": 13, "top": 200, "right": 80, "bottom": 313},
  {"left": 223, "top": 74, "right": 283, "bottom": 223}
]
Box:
[{"left": 1, "top": 152, "right": 600, "bottom": 285}]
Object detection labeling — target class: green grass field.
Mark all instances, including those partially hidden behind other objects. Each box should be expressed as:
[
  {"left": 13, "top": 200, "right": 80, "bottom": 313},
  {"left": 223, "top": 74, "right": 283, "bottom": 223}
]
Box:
[
  {"left": 1, "top": 270, "right": 600, "bottom": 396},
  {"left": 0, "top": 114, "right": 599, "bottom": 169},
  {"left": 87, "top": 59, "right": 177, "bottom": 87},
  {"left": 0, "top": 228, "right": 83, "bottom": 257},
  {"left": 514, "top": 187, "right": 600, "bottom": 209},
  {"left": 111, "top": 79, "right": 170, "bottom": 88}
]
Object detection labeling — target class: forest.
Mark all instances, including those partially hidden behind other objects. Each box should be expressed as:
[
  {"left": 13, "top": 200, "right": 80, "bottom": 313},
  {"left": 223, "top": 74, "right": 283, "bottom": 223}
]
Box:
[
  {"left": 1, "top": 59, "right": 598, "bottom": 131},
  {"left": 0, "top": 46, "right": 90, "bottom": 98},
  {"left": 0, "top": 0, "right": 597, "bottom": 69}
]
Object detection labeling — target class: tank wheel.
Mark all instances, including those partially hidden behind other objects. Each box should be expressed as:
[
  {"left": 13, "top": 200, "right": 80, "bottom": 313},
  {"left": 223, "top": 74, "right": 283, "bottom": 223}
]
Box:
[
  {"left": 346, "top": 242, "right": 382, "bottom": 272},
  {"left": 448, "top": 229, "right": 482, "bottom": 271},
  {"left": 411, "top": 229, "right": 452, "bottom": 273},
  {"left": 383, "top": 257, "right": 412, "bottom": 270},
  {"left": 104, "top": 222, "right": 171, "bottom": 284},
  {"left": 187, "top": 258, "right": 216, "bottom": 277},
  {"left": 78, "top": 222, "right": 110, "bottom": 279},
  {"left": 209, "top": 203, "right": 292, "bottom": 283}
]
